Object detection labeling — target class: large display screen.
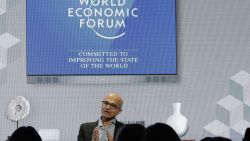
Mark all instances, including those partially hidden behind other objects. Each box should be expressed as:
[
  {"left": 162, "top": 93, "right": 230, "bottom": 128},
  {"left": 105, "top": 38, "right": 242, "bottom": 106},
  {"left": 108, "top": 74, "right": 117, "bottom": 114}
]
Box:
[{"left": 26, "top": 0, "right": 177, "bottom": 75}]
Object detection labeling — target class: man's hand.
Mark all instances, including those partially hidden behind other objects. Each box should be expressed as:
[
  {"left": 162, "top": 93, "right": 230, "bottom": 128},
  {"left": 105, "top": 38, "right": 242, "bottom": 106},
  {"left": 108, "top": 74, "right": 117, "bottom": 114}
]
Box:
[
  {"left": 91, "top": 127, "right": 99, "bottom": 141},
  {"left": 107, "top": 131, "right": 113, "bottom": 141}
]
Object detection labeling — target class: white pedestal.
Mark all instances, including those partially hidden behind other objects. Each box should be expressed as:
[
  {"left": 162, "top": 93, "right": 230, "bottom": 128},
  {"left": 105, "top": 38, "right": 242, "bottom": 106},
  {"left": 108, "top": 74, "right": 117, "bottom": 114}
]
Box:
[
  {"left": 39, "top": 129, "right": 60, "bottom": 141},
  {"left": 229, "top": 71, "right": 250, "bottom": 102},
  {"left": 0, "top": 32, "right": 20, "bottom": 65},
  {"left": 203, "top": 120, "right": 230, "bottom": 138},
  {"left": 216, "top": 95, "right": 243, "bottom": 126},
  {"left": 230, "top": 120, "right": 250, "bottom": 141},
  {"left": 243, "top": 102, "right": 250, "bottom": 122}
]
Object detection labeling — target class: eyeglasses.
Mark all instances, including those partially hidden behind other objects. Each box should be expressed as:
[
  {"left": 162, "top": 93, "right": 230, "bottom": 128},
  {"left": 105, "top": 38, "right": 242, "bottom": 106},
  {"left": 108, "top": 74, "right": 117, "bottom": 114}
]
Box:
[{"left": 102, "top": 101, "right": 120, "bottom": 109}]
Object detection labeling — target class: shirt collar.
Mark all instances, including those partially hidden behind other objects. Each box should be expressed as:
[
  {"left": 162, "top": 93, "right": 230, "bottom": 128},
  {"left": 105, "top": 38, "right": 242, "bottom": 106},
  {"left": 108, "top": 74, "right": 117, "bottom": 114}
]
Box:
[{"left": 98, "top": 116, "right": 116, "bottom": 127}]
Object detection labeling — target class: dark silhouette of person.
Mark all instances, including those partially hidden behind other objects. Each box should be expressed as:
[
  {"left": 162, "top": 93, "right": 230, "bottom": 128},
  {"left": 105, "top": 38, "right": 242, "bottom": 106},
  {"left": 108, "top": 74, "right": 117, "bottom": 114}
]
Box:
[
  {"left": 141, "top": 123, "right": 181, "bottom": 141},
  {"left": 115, "top": 124, "right": 145, "bottom": 141},
  {"left": 243, "top": 127, "right": 250, "bottom": 141},
  {"left": 8, "top": 126, "right": 42, "bottom": 141},
  {"left": 200, "top": 136, "right": 231, "bottom": 141}
]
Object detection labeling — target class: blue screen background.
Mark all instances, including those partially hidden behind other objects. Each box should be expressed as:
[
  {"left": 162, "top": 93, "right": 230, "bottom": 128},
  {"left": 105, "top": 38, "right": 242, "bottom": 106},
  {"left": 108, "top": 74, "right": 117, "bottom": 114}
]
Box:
[{"left": 26, "top": 0, "right": 176, "bottom": 75}]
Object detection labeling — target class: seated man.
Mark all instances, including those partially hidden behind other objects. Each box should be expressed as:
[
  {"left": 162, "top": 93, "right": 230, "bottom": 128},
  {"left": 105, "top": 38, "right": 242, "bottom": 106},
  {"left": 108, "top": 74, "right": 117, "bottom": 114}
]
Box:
[{"left": 78, "top": 93, "right": 124, "bottom": 141}]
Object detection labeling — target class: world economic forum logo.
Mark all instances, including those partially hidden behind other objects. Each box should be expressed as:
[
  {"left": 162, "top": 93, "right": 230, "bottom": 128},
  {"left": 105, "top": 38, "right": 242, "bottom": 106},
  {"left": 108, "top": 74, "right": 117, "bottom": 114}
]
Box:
[{"left": 67, "top": 0, "right": 138, "bottom": 40}]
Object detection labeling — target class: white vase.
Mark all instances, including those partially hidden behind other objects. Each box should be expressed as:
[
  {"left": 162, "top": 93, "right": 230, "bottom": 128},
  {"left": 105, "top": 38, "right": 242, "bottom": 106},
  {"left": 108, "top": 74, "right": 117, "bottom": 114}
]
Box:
[{"left": 166, "top": 103, "right": 189, "bottom": 137}]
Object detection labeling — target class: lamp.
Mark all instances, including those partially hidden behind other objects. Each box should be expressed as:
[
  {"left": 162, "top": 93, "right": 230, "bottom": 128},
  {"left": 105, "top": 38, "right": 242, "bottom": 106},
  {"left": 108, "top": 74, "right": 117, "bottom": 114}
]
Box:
[{"left": 6, "top": 96, "right": 30, "bottom": 129}]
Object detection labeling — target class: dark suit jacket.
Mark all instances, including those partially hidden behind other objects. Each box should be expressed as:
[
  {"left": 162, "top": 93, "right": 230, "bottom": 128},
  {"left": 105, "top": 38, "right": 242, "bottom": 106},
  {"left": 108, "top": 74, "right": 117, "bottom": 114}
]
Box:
[{"left": 77, "top": 120, "right": 124, "bottom": 141}]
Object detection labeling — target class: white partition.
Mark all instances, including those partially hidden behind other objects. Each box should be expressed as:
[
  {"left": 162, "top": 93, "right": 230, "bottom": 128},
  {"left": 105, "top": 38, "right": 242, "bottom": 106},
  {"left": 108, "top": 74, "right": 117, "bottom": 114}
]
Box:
[
  {"left": 0, "top": 32, "right": 20, "bottom": 65},
  {"left": 216, "top": 95, "right": 243, "bottom": 126},
  {"left": 39, "top": 129, "right": 60, "bottom": 141},
  {"left": 203, "top": 120, "right": 230, "bottom": 138},
  {"left": 0, "top": 63, "right": 6, "bottom": 83},
  {"left": 0, "top": 0, "right": 6, "bottom": 11},
  {"left": 230, "top": 120, "right": 250, "bottom": 141},
  {"left": 0, "top": 6, "right": 6, "bottom": 34},
  {"left": 229, "top": 71, "right": 250, "bottom": 102}
]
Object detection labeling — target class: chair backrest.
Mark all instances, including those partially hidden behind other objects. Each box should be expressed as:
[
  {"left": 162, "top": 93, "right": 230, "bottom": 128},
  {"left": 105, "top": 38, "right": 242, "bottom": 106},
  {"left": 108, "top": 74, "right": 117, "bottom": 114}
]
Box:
[{"left": 38, "top": 129, "right": 60, "bottom": 141}]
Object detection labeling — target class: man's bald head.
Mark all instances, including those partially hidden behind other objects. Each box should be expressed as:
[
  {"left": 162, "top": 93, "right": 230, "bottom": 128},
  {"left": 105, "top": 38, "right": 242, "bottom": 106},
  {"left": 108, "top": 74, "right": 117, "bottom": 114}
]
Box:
[
  {"left": 101, "top": 93, "right": 123, "bottom": 120},
  {"left": 103, "top": 93, "right": 123, "bottom": 108}
]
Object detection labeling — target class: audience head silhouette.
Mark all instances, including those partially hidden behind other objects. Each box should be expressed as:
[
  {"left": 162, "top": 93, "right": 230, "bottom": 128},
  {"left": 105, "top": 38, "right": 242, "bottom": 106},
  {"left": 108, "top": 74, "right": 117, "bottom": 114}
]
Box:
[
  {"left": 115, "top": 124, "right": 145, "bottom": 141},
  {"left": 200, "top": 136, "right": 231, "bottom": 141},
  {"left": 141, "top": 123, "right": 181, "bottom": 141},
  {"left": 9, "top": 126, "right": 42, "bottom": 141},
  {"left": 243, "top": 127, "right": 250, "bottom": 141}
]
